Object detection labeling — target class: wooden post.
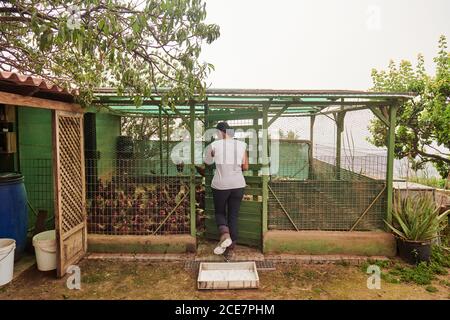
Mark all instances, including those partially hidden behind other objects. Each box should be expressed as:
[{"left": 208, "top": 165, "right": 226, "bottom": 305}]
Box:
[
  {"left": 252, "top": 115, "right": 259, "bottom": 202},
  {"left": 309, "top": 115, "right": 315, "bottom": 158},
  {"left": 166, "top": 116, "right": 169, "bottom": 174},
  {"left": 158, "top": 106, "right": 163, "bottom": 174},
  {"left": 386, "top": 104, "right": 398, "bottom": 225},
  {"left": 262, "top": 104, "right": 269, "bottom": 236},
  {"left": 309, "top": 115, "right": 315, "bottom": 179},
  {"left": 189, "top": 103, "right": 196, "bottom": 237},
  {"left": 0, "top": 91, "right": 83, "bottom": 113},
  {"left": 335, "top": 111, "right": 346, "bottom": 180},
  {"left": 204, "top": 102, "right": 212, "bottom": 177},
  {"left": 51, "top": 110, "right": 61, "bottom": 275}
]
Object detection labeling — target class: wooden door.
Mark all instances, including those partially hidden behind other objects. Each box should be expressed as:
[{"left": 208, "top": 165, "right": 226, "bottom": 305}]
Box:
[
  {"left": 203, "top": 108, "right": 263, "bottom": 248},
  {"left": 53, "top": 110, "right": 87, "bottom": 277}
]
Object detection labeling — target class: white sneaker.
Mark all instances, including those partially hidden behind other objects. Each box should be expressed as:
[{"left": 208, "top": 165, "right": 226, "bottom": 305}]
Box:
[{"left": 213, "top": 235, "right": 232, "bottom": 255}]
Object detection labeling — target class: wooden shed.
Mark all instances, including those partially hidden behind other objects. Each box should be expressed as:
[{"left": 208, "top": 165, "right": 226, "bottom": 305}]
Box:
[{"left": 0, "top": 72, "right": 86, "bottom": 277}]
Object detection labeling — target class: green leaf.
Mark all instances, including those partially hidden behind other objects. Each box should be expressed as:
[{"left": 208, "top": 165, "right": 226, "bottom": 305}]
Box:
[
  {"left": 387, "top": 194, "right": 447, "bottom": 241},
  {"left": 0, "top": 0, "right": 219, "bottom": 107},
  {"left": 39, "top": 29, "right": 53, "bottom": 52},
  {"left": 98, "top": 18, "right": 106, "bottom": 32}
]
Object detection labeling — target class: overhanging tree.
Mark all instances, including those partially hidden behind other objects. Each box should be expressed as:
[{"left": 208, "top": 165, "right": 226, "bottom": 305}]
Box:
[
  {"left": 368, "top": 35, "right": 450, "bottom": 182},
  {"left": 0, "top": 0, "right": 220, "bottom": 106}
]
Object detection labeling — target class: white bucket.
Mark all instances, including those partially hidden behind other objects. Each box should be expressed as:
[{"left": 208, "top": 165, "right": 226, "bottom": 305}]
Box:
[
  {"left": 0, "top": 239, "right": 15, "bottom": 286},
  {"left": 33, "top": 230, "right": 56, "bottom": 271}
]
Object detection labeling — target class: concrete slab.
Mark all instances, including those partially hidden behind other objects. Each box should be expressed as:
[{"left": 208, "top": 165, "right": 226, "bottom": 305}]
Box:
[
  {"left": 265, "top": 254, "right": 390, "bottom": 265},
  {"left": 195, "top": 240, "right": 264, "bottom": 262},
  {"left": 85, "top": 252, "right": 195, "bottom": 262},
  {"left": 87, "top": 234, "right": 196, "bottom": 254},
  {"left": 264, "top": 230, "right": 397, "bottom": 256}
]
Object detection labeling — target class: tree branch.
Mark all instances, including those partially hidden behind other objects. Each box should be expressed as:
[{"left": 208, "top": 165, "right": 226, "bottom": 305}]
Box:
[{"left": 416, "top": 149, "right": 450, "bottom": 164}]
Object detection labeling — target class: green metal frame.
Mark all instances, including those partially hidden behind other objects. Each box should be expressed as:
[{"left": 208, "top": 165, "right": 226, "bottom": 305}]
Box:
[
  {"left": 189, "top": 102, "right": 197, "bottom": 237},
  {"left": 262, "top": 104, "right": 269, "bottom": 235},
  {"left": 385, "top": 104, "right": 398, "bottom": 226},
  {"left": 334, "top": 110, "right": 346, "bottom": 181},
  {"left": 89, "top": 89, "right": 411, "bottom": 243},
  {"left": 158, "top": 105, "right": 163, "bottom": 174},
  {"left": 92, "top": 89, "right": 412, "bottom": 118}
]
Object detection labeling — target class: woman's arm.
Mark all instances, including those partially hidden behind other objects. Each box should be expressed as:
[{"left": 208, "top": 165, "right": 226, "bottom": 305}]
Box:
[
  {"left": 196, "top": 145, "right": 215, "bottom": 177},
  {"left": 241, "top": 151, "right": 249, "bottom": 171},
  {"left": 195, "top": 165, "right": 206, "bottom": 177}
]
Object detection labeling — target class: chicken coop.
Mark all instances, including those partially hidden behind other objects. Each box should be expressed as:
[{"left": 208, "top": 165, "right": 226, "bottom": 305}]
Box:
[
  {"left": 1, "top": 72, "right": 413, "bottom": 275},
  {"left": 87, "top": 89, "right": 413, "bottom": 254},
  {"left": 0, "top": 71, "right": 86, "bottom": 277}
]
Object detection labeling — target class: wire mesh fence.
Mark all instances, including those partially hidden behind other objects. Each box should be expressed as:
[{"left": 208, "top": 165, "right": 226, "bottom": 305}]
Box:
[
  {"left": 268, "top": 147, "right": 387, "bottom": 231},
  {"left": 311, "top": 155, "right": 387, "bottom": 181},
  {"left": 268, "top": 115, "right": 387, "bottom": 231},
  {"left": 270, "top": 140, "right": 311, "bottom": 180},
  {"left": 86, "top": 168, "right": 195, "bottom": 235},
  {"left": 85, "top": 111, "right": 389, "bottom": 235},
  {"left": 19, "top": 158, "right": 54, "bottom": 231},
  {"left": 268, "top": 179, "right": 386, "bottom": 231},
  {"left": 85, "top": 113, "right": 205, "bottom": 236}
]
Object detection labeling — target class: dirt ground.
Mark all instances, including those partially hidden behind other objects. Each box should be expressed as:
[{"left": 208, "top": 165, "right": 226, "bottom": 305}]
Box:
[{"left": 0, "top": 259, "right": 449, "bottom": 300}]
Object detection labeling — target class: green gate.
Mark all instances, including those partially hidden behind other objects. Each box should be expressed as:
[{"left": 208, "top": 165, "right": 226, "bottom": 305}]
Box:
[{"left": 203, "top": 107, "right": 264, "bottom": 248}]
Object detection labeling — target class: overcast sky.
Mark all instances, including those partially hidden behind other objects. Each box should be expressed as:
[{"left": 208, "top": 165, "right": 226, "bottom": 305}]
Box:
[
  {"left": 201, "top": 0, "right": 450, "bottom": 90},
  {"left": 199, "top": 1, "right": 449, "bottom": 176}
]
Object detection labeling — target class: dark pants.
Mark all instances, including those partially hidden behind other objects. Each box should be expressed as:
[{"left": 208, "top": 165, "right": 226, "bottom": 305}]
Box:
[{"left": 211, "top": 187, "right": 244, "bottom": 243}]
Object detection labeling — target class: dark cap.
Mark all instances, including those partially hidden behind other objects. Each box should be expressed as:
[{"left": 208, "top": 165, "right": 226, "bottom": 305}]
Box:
[{"left": 216, "top": 122, "right": 234, "bottom": 136}]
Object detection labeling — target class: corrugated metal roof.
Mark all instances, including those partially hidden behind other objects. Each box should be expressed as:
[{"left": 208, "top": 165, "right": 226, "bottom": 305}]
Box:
[
  {"left": 94, "top": 87, "right": 414, "bottom": 116},
  {"left": 95, "top": 87, "right": 415, "bottom": 99},
  {"left": 0, "top": 71, "right": 77, "bottom": 102}
]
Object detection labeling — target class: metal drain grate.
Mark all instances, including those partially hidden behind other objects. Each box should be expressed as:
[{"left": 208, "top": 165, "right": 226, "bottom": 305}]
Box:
[
  {"left": 184, "top": 261, "right": 200, "bottom": 270},
  {"left": 184, "top": 260, "right": 275, "bottom": 271},
  {"left": 255, "top": 260, "right": 276, "bottom": 271}
]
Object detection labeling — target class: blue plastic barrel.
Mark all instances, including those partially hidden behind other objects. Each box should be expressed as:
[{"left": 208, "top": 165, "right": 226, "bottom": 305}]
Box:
[{"left": 0, "top": 173, "right": 28, "bottom": 258}]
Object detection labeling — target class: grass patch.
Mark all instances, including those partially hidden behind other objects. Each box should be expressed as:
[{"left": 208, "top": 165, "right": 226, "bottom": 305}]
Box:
[
  {"left": 82, "top": 271, "right": 110, "bottom": 284},
  {"left": 381, "top": 272, "right": 402, "bottom": 284},
  {"left": 360, "top": 259, "right": 391, "bottom": 272},
  {"left": 312, "top": 287, "right": 323, "bottom": 294},
  {"left": 283, "top": 265, "right": 302, "bottom": 280},
  {"left": 389, "top": 262, "right": 435, "bottom": 285},
  {"left": 360, "top": 245, "right": 450, "bottom": 286},
  {"left": 430, "top": 245, "right": 450, "bottom": 268},
  {"left": 439, "top": 279, "right": 450, "bottom": 287},
  {"left": 425, "top": 285, "right": 438, "bottom": 293},
  {"left": 406, "top": 176, "right": 447, "bottom": 189},
  {"left": 360, "top": 259, "right": 402, "bottom": 284},
  {"left": 303, "top": 270, "right": 320, "bottom": 279}
]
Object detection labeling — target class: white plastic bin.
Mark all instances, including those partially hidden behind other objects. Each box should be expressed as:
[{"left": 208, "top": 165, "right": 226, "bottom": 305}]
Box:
[
  {"left": 33, "top": 230, "right": 56, "bottom": 271},
  {"left": 0, "top": 239, "right": 15, "bottom": 286}
]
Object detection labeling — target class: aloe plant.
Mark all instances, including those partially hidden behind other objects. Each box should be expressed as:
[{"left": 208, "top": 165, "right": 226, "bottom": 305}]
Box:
[{"left": 385, "top": 194, "right": 450, "bottom": 242}]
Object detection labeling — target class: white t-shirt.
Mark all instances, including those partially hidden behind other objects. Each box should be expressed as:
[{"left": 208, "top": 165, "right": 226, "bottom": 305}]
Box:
[{"left": 205, "top": 139, "right": 247, "bottom": 190}]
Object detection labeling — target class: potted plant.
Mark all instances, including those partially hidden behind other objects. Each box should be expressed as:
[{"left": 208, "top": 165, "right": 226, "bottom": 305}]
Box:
[{"left": 385, "top": 194, "right": 450, "bottom": 264}]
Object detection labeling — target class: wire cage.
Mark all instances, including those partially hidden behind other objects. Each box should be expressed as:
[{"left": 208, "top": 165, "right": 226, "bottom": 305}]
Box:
[
  {"left": 84, "top": 111, "right": 205, "bottom": 236},
  {"left": 77, "top": 90, "right": 411, "bottom": 248},
  {"left": 268, "top": 115, "right": 387, "bottom": 232}
]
